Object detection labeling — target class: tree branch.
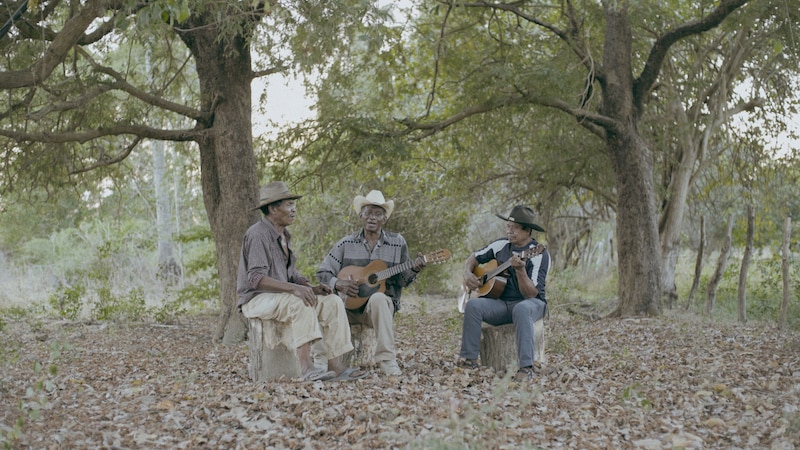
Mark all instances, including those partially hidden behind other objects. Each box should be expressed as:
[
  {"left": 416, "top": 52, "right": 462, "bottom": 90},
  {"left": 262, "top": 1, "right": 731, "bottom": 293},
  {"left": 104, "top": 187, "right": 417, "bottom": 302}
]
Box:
[
  {"left": 454, "top": 0, "right": 602, "bottom": 78},
  {"left": 252, "top": 64, "right": 290, "bottom": 79},
  {"left": 69, "top": 137, "right": 143, "bottom": 174},
  {"left": 0, "top": 124, "right": 203, "bottom": 143},
  {"left": 395, "top": 92, "right": 618, "bottom": 141},
  {"left": 633, "top": 0, "right": 750, "bottom": 109},
  {"left": 74, "top": 47, "right": 210, "bottom": 124},
  {"left": 0, "top": 0, "right": 106, "bottom": 89}
]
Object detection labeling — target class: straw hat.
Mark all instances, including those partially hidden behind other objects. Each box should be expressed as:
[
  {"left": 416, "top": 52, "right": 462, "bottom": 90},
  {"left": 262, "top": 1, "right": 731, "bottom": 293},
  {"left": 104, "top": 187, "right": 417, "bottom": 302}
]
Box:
[{"left": 253, "top": 181, "right": 302, "bottom": 210}]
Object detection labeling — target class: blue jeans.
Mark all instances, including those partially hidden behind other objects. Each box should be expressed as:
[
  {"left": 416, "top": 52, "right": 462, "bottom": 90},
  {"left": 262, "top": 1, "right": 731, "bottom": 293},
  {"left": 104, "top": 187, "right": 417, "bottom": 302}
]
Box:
[{"left": 459, "top": 297, "right": 547, "bottom": 368}]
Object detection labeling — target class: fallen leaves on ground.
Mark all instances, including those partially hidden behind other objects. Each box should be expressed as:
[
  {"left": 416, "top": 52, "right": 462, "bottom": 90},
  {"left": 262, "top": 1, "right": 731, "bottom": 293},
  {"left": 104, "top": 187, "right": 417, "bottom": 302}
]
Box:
[{"left": 1, "top": 297, "right": 798, "bottom": 449}]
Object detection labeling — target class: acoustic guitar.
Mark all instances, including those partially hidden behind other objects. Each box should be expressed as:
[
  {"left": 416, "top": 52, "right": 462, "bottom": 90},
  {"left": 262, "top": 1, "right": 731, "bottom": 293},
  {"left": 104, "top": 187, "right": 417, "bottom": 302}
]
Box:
[
  {"left": 338, "top": 249, "right": 451, "bottom": 310},
  {"left": 458, "top": 244, "right": 545, "bottom": 312}
]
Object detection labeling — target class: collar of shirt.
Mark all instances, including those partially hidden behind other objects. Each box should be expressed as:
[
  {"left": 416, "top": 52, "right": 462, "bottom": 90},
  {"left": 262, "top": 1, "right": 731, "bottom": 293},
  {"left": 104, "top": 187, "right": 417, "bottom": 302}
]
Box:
[
  {"left": 260, "top": 216, "right": 292, "bottom": 242},
  {"left": 357, "top": 228, "right": 386, "bottom": 245}
]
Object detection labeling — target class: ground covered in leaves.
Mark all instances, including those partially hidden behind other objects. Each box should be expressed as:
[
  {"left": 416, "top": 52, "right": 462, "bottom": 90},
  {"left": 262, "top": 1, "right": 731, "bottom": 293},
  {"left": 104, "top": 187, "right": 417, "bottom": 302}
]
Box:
[{"left": 1, "top": 296, "right": 799, "bottom": 449}]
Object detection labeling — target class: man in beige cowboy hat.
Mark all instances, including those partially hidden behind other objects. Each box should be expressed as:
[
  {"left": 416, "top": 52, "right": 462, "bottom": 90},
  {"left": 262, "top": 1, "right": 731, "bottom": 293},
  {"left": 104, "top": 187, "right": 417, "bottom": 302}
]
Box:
[
  {"left": 236, "top": 181, "right": 366, "bottom": 382},
  {"left": 316, "top": 190, "right": 426, "bottom": 376},
  {"left": 458, "top": 205, "right": 550, "bottom": 382}
]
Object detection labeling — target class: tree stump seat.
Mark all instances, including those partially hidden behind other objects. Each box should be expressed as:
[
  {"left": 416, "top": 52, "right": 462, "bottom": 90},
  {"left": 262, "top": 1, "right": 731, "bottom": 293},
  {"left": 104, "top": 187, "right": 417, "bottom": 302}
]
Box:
[
  {"left": 478, "top": 319, "right": 546, "bottom": 373},
  {"left": 341, "top": 323, "right": 377, "bottom": 368},
  {"left": 247, "top": 318, "right": 301, "bottom": 382},
  {"left": 247, "top": 318, "right": 378, "bottom": 382}
]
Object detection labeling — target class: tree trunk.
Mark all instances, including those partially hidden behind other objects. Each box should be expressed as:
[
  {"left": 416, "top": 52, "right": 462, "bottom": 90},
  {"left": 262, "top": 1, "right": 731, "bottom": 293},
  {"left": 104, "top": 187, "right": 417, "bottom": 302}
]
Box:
[
  {"left": 706, "top": 214, "right": 735, "bottom": 315},
  {"left": 607, "top": 131, "right": 663, "bottom": 317},
  {"left": 147, "top": 51, "right": 181, "bottom": 284},
  {"left": 179, "top": 26, "right": 260, "bottom": 344},
  {"left": 780, "top": 216, "right": 791, "bottom": 328},
  {"left": 686, "top": 215, "right": 705, "bottom": 310},
  {"left": 153, "top": 139, "right": 181, "bottom": 283},
  {"left": 659, "top": 139, "right": 697, "bottom": 310},
  {"left": 601, "top": 5, "right": 662, "bottom": 317},
  {"left": 737, "top": 205, "right": 755, "bottom": 323},
  {"left": 658, "top": 29, "right": 752, "bottom": 310}
]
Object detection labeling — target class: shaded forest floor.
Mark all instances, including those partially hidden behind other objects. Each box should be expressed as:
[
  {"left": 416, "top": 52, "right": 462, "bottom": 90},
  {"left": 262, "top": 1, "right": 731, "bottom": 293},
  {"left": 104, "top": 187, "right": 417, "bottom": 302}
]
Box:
[{"left": 1, "top": 296, "right": 799, "bottom": 449}]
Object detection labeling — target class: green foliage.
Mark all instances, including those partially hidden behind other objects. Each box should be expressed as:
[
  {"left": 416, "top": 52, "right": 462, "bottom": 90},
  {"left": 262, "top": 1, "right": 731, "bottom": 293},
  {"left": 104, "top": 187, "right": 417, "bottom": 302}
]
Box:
[
  {"left": 681, "top": 249, "right": 799, "bottom": 328},
  {"left": 92, "top": 286, "right": 147, "bottom": 322},
  {"left": 621, "top": 383, "right": 653, "bottom": 411},
  {"left": 174, "top": 225, "right": 219, "bottom": 314},
  {"left": 47, "top": 283, "right": 85, "bottom": 321},
  {"left": 0, "top": 342, "right": 65, "bottom": 448},
  {"left": 0, "top": 306, "right": 31, "bottom": 321}
]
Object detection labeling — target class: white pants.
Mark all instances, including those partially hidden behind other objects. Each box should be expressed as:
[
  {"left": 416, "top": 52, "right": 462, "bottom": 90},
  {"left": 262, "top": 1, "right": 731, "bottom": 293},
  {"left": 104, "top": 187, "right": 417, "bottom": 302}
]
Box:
[
  {"left": 241, "top": 292, "right": 353, "bottom": 359},
  {"left": 347, "top": 293, "right": 396, "bottom": 362}
]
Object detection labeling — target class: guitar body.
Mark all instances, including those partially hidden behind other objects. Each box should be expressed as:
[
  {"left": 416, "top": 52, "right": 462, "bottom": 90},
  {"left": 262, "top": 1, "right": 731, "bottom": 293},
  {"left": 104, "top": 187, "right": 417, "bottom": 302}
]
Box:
[
  {"left": 473, "top": 260, "right": 507, "bottom": 299},
  {"left": 337, "top": 249, "right": 451, "bottom": 310},
  {"left": 338, "top": 260, "right": 388, "bottom": 310}
]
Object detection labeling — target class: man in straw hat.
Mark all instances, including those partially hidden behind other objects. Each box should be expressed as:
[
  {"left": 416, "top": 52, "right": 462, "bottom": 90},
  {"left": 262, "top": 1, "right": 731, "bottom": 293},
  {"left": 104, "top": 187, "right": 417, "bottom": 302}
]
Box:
[
  {"left": 458, "top": 205, "right": 550, "bottom": 382},
  {"left": 237, "top": 181, "right": 367, "bottom": 382},
  {"left": 317, "top": 190, "right": 426, "bottom": 376}
]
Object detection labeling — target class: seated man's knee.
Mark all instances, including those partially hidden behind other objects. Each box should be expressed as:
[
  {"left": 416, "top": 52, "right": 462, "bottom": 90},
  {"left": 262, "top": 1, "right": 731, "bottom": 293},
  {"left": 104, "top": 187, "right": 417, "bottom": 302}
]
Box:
[
  {"left": 364, "top": 293, "right": 393, "bottom": 317},
  {"left": 514, "top": 299, "right": 544, "bottom": 321},
  {"left": 317, "top": 294, "right": 346, "bottom": 317}
]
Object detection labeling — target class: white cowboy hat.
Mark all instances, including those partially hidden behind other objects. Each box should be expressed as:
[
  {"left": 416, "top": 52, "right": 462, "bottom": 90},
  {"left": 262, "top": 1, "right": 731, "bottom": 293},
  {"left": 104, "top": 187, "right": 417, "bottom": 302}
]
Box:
[{"left": 353, "top": 190, "right": 395, "bottom": 219}]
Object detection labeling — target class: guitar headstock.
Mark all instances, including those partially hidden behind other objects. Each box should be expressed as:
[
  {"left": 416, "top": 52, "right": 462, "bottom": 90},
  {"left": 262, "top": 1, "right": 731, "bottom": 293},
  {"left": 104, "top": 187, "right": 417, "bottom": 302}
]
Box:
[
  {"left": 423, "top": 249, "right": 451, "bottom": 264},
  {"left": 522, "top": 244, "right": 546, "bottom": 259}
]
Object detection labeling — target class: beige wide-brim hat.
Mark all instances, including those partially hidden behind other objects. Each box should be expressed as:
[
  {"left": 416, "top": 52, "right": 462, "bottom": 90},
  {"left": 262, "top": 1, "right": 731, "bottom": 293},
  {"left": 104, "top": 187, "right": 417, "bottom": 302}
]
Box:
[
  {"left": 253, "top": 181, "right": 303, "bottom": 210},
  {"left": 495, "top": 205, "right": 545, "bottom": 232},
  {"left": 353, "top": 190, "right": 395, "bottom": 219}
]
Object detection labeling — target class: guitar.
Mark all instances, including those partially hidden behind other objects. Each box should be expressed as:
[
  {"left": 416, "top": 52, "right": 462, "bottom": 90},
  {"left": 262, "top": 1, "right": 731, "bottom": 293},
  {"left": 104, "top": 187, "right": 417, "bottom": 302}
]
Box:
[
  {"left": 338, "top": 249, "right": 451, "bottom": 310},
  {"left": 458, "top": 244, "right": 545, "bottom": 312}
]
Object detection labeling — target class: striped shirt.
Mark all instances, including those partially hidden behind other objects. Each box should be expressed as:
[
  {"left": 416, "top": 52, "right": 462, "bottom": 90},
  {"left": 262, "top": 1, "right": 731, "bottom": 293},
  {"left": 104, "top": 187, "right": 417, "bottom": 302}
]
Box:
[
  {"left": 317, "top": 229, "right": 417, "bottom": 312},
  {"left": 236, "top": 216, "right": 310, "bottom": 308},
  {"left": 473, "top": 238, "right": 550, "bottom": 302}
]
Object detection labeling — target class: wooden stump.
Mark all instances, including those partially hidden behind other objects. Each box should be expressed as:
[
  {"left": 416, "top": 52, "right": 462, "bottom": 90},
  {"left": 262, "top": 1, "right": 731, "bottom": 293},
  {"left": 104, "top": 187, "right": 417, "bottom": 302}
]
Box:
[
  {"left": 342, "top": 323, "right": 377, "bottom": 368},
  {"left": 248, "top": 318, "right": 300, "bottom": 382},
  {"left": 479, "top": 320, "right": 546, "bottom": 373}
]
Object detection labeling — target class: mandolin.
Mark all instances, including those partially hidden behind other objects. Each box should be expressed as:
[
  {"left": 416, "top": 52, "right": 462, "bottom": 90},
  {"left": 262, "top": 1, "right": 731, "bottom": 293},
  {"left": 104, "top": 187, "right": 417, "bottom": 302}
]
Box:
[
  {"left": 458, "top": 244, "right": 545, "bottom": 312},
  {"left": 338, "top": 249, "right": 451, "bottom": 310}
]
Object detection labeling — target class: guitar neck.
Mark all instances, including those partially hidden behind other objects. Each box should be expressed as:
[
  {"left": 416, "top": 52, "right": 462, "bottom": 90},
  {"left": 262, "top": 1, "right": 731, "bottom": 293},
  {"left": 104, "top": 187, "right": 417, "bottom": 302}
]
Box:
[
  {"left": 373, "top": 258, "right": 418, "bottom": 282},
  {"left": 483, "top": 260, "right": 513, "bottom": 282},
  {"left": 481, "top": 245, "right": 543, "bottom": 283}
]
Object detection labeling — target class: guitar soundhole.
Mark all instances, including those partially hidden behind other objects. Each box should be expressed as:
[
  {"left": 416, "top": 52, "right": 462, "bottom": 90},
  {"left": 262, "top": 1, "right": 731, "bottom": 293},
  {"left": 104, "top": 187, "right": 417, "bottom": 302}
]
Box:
[{"left": 367, "top": 274, "right": 378, "bottom": 284}]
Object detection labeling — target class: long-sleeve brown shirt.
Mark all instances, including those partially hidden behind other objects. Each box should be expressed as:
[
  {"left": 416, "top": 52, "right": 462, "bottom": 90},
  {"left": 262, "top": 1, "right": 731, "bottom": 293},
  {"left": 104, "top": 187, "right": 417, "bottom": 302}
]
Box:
[{"left": 236, "top": 217, "right": 310, "bottom": 308}]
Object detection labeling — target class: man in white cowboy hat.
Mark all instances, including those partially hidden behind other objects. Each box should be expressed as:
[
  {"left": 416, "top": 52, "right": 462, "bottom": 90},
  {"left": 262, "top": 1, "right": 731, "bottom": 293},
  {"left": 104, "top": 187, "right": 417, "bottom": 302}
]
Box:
[
  {"left": 316, "top": 190, "right": 426, "bottom": 376},
  {"left": 458, "top": 205, "right": 550, "bottom": 382},
  {"left": 236, "top": 181, "right": 366, "bottom": 382}
]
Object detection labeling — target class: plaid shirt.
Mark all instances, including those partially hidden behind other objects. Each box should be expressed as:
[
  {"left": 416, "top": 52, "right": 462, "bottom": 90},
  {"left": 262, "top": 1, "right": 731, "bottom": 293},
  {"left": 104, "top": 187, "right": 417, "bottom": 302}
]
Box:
[
  {"left": 236, "top": 217, "right": 310, "bottom": 308},
  {"left": 317, "top": 229, "right": 417, "bottom": 312}
]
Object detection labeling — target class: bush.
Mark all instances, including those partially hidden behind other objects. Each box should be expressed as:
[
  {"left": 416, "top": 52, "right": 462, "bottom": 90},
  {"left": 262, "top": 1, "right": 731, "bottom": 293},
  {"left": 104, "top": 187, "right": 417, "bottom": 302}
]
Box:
[{"left": 47, "top": 283, "right": 85, "bottom": 320}]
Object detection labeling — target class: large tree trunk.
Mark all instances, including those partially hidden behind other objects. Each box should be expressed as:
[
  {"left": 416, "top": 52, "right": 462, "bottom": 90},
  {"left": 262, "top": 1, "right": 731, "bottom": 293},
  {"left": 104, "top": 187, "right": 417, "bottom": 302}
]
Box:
[
  {"left": 607, "top": 131, "right": 663, "bottom": 317},
  {"left": 601, "top": 5, "right": 662, "bottom": 317},
  {"left": 179, "top": 26, "right": 260, "bottom": 344}
]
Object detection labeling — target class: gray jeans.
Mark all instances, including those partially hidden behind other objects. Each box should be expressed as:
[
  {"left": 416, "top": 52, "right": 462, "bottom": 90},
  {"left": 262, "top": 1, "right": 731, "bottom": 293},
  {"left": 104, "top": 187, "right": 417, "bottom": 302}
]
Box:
[{"left": 459, "top": 297, "right": 547, "bottom": 368}]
